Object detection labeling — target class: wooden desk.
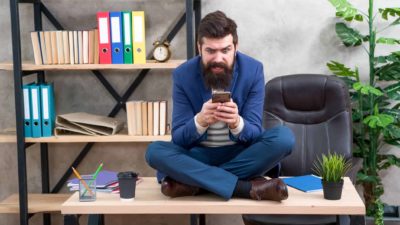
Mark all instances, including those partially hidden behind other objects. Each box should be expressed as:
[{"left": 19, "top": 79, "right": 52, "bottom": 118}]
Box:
[{"left": 61, "top": 177, "right": 365, "bottom": 224}]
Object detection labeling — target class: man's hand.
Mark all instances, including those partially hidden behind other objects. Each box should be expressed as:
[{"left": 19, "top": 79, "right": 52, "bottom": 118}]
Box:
[
  {"left": 214, "top": 100, "right": 240, "bottom": 129},
  {"left": 196, "top": 99, "right": 219, "bottom": 127}
]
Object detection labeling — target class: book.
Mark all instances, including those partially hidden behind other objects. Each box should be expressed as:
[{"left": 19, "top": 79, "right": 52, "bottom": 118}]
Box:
[
  {"left": 159, "top": 101, "right": 167, "bottom": 135},
  {"left": 62, "top": 31, "right": 70, "bottom": 64},
  {"left": 30, "top": 32, "right": 42, "bottom": 65},
  {"left": 141, "top": 101, "right": 148, "bottom": 135},
  {"left": 67, "top": 170, "right": 118, "bottom": 189},
  {"left": 126, "top": 101, "right": 135, "bottom": 135},
  {"left": 283, "top": 175, "right": 322, "bottom": 193}
]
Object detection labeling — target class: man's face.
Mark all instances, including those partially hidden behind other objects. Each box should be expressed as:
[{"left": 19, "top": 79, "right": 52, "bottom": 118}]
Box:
[{"left": 198, "top": 35, "right": 237, "bottom": 90}]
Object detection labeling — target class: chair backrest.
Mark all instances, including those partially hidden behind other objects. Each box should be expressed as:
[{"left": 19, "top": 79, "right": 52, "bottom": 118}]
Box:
[{"left": 263, "top": 74, "right": 352, "bottom": 176}]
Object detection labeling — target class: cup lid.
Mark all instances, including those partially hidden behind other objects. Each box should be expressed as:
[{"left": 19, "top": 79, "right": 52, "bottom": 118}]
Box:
[{"left": 117, "top": 171, "right": 138, "bottom": 178}]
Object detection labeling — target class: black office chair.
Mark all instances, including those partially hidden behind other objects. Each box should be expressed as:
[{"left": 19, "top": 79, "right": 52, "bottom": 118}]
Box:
[{"left": 243, "top": 74, "right": 355, "bottom": 225}]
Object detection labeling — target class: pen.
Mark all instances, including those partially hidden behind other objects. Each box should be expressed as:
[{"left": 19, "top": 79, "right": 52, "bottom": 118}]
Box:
[
  {"left": 82, "top": 163, "right": 103, "bottom": 196},
  {"left": 72, "top": 167, "right": 93, "bottom": 195}
]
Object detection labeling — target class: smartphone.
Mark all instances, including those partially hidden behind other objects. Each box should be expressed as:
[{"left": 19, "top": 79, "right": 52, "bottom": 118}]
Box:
[{"left": 212, "top": 91, "right": 231, "bottom": 103}]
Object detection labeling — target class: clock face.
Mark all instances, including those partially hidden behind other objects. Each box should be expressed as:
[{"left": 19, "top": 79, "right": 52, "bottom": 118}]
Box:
[{"left": 154, "top": 46, "right": 170, "bottom": 62}]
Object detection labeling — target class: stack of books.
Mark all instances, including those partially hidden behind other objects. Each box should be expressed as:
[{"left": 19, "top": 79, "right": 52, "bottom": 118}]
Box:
[
  {"left": 31, "top": 30, "right": 99, "bottom": 65},
  {"left": 126, "top": 100, "right": 168, "bottom": 136},
  {"left": 67, "top": 170, "right": 119, "bottom": 193}
]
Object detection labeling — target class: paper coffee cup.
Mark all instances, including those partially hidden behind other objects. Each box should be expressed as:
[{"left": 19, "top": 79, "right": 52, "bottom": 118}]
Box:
[{"left": 117, "top": 171, "right": 138, "bottom": 201}]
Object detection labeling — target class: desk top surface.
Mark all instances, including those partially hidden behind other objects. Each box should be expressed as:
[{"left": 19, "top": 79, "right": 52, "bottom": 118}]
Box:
[{"left": 61, "top": 177, "right": 365, "bottom": 215}]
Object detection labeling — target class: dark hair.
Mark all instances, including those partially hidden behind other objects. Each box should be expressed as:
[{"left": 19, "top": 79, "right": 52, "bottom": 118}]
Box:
[{"left": 197, "top": 11, "right": 238, "bottom": 45}]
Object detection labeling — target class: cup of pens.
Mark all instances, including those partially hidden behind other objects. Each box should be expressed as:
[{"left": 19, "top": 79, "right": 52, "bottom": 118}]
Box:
[{"left": 79, "top": 175, "right": 96, "bottom": 202}]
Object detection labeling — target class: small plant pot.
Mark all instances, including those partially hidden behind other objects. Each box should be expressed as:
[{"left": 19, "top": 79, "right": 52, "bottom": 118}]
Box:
[{"left": 322, "top": 179, "right": 344, "bottom": 200}]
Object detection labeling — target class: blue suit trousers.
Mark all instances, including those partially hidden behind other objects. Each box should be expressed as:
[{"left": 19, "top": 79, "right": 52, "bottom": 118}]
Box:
[{"left": 145, "top": 125, "right": 294, "bottom": 200}]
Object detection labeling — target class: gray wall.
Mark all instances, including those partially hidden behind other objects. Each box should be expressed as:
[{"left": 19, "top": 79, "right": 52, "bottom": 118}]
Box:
[{"left": 0, "top": 0, "right": 399, "bottom": 225}]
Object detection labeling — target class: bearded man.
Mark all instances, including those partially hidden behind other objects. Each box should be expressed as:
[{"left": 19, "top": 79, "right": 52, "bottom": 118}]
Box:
[{"left": 145, "top": 11, "right": 294, "bottom": 201}]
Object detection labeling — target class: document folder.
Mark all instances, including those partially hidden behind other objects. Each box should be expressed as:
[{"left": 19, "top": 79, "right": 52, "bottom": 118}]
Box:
[
  {"left": 23, "top": 84, "right": 33, "bottom": 137},
  {"left": 110, "top": 12, "right": 124, "bottom": 64},
  {"left": 132, "top": 11, "right": 146, "bottom": 64},
  {"left": 97, "top": 12, "right": 112, "bottom": 64},
  {"left": 40, "top": 83, "right": 55, "bottom": 137},
  {"left": 30, "top": 84, "right": 42, "bottom": 137},
  {"left": 122, "top": 11, "right": 133, "bottom": 64}
]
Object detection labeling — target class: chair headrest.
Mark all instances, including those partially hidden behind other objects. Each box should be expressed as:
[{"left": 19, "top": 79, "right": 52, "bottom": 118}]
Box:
[{"left": 264, "top": 74, "right": 350, "bottom": 124}]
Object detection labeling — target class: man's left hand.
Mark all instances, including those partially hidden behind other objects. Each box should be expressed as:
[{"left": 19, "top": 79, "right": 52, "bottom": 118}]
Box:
[{"left": 214, "top": 100, "right": 240, "bottom": 129}]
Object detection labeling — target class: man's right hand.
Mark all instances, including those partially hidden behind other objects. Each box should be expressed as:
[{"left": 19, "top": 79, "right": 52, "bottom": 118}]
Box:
[{"left": 196, "top": 99, "right": 220, "bottom": 127}]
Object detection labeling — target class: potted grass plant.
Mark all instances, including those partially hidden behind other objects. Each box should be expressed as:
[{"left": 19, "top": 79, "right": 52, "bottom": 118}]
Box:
[{"left": 313, "top": 153, "right": 352, "bottom": 200}]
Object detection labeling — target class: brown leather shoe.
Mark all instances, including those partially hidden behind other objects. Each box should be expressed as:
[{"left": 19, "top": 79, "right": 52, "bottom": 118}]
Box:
[
  {"left": 249, "top": 178, "right": 288, "bottom": 201},
  {"left": 161, "top": 177, "right": 200, "bottom": 198}
]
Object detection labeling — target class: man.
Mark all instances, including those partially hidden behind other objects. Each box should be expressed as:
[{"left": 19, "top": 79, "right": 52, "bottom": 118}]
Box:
[{"left": 146, "top": 11, "right": 294, "bottom": 201}]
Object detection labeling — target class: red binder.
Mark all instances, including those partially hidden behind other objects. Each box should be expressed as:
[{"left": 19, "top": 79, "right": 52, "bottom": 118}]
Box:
[{"left": 97, "top": 12, "right": 111, "bottom": 64}]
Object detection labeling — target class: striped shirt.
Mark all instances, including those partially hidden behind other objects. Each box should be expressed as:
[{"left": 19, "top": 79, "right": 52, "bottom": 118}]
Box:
[{"left": 200, "top": 121, "right": 237, "bottom": 147}]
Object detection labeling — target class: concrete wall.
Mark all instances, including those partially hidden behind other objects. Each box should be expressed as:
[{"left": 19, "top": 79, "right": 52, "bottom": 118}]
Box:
[{"left": 0, "top": 0, "right": 399, "bottom": 225}]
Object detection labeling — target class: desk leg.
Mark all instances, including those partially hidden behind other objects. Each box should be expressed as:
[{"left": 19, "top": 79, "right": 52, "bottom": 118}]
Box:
[
  {"left": 64, "top": 215, "right": 79, "bottom": 225},
  {"left": 199, "top": 214, "right": 206, "bottom": 225},
  {"left": 88, "top": 214, "right": 104, "bottom": 225},
  {"left": 336, "top": 215, "right": 349, "bottom": 225},
  {"left": 350, "top": 215, "right": 366, "bottom": 225},
  {"left": 190, "top": 214, "right": 198, "bottom": 225}
]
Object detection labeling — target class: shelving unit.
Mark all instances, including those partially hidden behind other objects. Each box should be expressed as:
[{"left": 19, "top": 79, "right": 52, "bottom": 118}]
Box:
[{"left": 4, "top": 1, "right": 201, "bottom": 225}]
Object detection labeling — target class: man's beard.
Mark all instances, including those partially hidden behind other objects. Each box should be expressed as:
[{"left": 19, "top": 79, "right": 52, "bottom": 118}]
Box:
[{"left": 202, "top": 61, "right": 233, "bottom": 90}]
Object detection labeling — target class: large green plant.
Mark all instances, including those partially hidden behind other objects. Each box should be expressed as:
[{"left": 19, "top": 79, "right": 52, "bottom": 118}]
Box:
[{"left": 326, "top": 0, "right": 400, "bottom": 223}]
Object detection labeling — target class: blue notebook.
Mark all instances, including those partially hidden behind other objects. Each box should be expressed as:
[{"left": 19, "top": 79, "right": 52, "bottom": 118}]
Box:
[
  {"left": 283, "top": 175, "right": 322, "bottom": 192},
  {"left": 67, "top": 170, "right": 117, "bottom": 189}
]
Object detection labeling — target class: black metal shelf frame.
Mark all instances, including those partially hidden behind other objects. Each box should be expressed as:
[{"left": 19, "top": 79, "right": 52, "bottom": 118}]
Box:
[{"left": 8, "top": 1, "right": 201, "bottom": 225}]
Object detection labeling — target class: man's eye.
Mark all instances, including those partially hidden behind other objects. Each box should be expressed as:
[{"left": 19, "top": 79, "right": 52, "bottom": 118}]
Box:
[
  {"left": 222, "top": 49, "right": 229, "bottom": 54},
  {"left": 206, "top": 49, "right": 215, "bottom": 54}
]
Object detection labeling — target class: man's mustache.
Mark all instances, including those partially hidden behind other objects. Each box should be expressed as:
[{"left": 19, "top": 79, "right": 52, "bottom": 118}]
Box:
[{"left": 207, "top": 62, "right": 228, "bottom": 70}]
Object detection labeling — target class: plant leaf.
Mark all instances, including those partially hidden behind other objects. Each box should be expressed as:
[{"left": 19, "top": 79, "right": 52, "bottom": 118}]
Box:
[
  {"left": 383, "top": 124, "right": 400, "bottom": 140},
  {"left": 357, "top": 172, "right": 379, "bottom": 184},
  {"left": 327, "top": 61, "right": 356, "bottom": 77},
  {"left": 383, "top": 108, "right": 400, "bottom": 122},
  {"left": 376, "top": 62, "right": 400, "bottom": 81},
  {"left": 384, "top": 82, "right": 400, "bottom": 100},
  {"left": 378, "top": 154, "right": 400, "bottom": 170},
  {"left": 329, "top": 0, "right": 363, "bottom": 21},
  {"left": 376, "top": 37, "right": 400, "bottom": 45},
  {"left": 336, "top": 23, "right": 365, "bottom": 47},
  {"left": 353, "top": 82, "right": 383, "bottom": 96},
  {"left": 379, "top": 8, "right": 400, "bottom": 20},
  {"left": 374, "top": 51, "right": 400, "bottom": 64},
  {"left": 363, "top": 114, "right": 395, "bottom": 128}
]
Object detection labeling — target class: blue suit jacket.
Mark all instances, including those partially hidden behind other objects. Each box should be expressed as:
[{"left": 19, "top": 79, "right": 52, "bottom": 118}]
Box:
[{"left": 171, "top": 51, "right": 265, "bottom": 148}]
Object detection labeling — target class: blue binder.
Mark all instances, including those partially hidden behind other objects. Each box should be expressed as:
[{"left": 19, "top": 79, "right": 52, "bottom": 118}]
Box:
[
  {"left": 110, "top": 12, "right": 124, "bottom": 64},
  {"left": 30, "top": 84, "right": 42, "bottom": 137},
  {"left": 40, "top": 83, "right": 55, "bottom": 137},
  {"left": 22, "top": 84, "right": 33, "bottom": 137}
]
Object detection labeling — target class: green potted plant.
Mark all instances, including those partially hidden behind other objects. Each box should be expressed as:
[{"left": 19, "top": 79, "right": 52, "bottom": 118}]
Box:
[
  {"left": 313, "top": 153, "right": 352, "bottom": 200},
  {"left": 326, "top": 0, "right": 400, "bottom": 223}
]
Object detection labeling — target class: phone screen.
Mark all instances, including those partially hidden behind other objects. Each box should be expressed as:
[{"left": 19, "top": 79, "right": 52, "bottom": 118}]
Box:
[{"left": 212, "top": 92, "right": 231, "bottom": 103}]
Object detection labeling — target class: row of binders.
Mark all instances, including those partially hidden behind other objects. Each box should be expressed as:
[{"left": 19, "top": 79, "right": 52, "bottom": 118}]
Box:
[
  {"left": 30, "top": 11, "right": 146, "bottom": 65},
  {"left": 97, "top": 11, "right": 146, "bottom": 64},
  {"left": 31, "top": 30, "right": 99, "bottom": 65},
  {"left": 126, "top": 101, "right": 167, "bottom": 136},
  {"left": 23, "top": 83, "right": 55, "bottom": 137}
]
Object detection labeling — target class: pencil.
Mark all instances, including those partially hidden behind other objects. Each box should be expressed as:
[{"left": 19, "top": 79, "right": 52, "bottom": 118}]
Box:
[
  {"left": 71, "top": 167, "right": 93, "bottom": 195},
  {"left": 82, "top": 163, "right": 103, "bottom": 196}
]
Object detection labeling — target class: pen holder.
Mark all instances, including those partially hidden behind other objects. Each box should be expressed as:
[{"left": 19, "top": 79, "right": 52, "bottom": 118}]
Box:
[{"left": 79, "top": 175, "right": 96, "bottom": 202}]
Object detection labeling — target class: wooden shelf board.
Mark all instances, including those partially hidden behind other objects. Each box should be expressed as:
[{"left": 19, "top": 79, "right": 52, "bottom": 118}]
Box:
[
  {"left": 0, "top": 133, "right": 171, "bottom": 143},
  {"left": 0, "top": 60, "right": 185, "bottom": 71},
  {"left": 0, "top": 194, "right": 70, "bottom": 214}
]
